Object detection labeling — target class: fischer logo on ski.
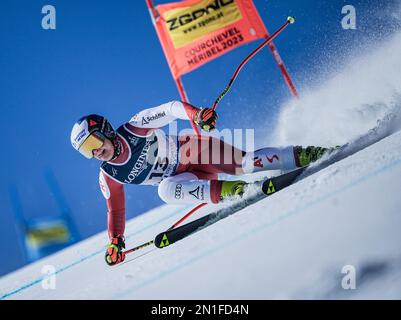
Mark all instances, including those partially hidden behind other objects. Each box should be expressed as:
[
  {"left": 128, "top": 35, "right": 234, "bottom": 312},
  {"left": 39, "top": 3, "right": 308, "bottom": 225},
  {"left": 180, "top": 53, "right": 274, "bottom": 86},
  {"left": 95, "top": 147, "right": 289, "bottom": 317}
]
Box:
[
  {"left": 265, "top": 180, "right": 276, "bottom": 194},
  {"left": 158, "top": 234, "right": 170, "bottom": 248}
]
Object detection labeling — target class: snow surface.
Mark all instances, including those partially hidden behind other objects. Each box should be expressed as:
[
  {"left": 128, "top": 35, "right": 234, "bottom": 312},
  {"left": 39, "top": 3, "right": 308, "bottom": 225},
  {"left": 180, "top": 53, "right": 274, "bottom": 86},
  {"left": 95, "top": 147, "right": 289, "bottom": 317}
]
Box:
[{"left": 1, "top": 120, "right": 401, "bottom": 299}]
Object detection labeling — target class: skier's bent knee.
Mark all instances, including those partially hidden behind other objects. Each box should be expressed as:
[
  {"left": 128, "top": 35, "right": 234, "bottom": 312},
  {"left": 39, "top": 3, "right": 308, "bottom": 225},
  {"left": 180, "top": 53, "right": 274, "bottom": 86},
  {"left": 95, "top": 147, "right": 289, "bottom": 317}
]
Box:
[{"left": 158, "top": 178, "right": 174, "bottom": 203}]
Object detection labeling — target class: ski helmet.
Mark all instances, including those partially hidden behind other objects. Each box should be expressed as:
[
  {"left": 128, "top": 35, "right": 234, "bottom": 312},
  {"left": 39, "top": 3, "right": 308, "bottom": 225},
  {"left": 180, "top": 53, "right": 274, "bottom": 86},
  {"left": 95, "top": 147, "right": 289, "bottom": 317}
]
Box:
[{"left": 70, "top": 114, "right": 116, "bottom": 159}]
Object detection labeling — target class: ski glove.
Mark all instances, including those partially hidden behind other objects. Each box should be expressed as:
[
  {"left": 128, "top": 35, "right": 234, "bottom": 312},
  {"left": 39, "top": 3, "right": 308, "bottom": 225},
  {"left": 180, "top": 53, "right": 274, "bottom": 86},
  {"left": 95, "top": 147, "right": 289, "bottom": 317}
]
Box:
[
  {"left": 105, "top": 235, "right": 126, "bottom": 266},
  {"left": 194, "top": 108, "right": 218, "bottom": 132}
]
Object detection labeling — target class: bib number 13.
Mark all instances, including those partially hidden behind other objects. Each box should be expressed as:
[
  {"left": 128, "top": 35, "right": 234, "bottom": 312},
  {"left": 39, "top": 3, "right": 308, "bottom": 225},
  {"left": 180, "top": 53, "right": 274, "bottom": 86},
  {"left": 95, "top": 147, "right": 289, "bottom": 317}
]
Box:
[{"left": 148, "top": 158, "right": 170, "bottom": 183}]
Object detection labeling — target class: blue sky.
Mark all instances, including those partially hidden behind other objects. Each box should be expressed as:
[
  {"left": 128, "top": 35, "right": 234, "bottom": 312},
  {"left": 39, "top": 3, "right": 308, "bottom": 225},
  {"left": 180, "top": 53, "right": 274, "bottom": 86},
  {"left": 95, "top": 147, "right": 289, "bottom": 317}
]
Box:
[{"left": 0, "top": 0, "right": 396, "bottom": 276}]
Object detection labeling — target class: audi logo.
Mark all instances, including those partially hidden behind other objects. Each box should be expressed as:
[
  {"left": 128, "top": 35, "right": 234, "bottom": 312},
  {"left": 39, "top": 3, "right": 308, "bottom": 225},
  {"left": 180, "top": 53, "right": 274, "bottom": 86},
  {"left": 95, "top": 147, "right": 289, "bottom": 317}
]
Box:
[{"left": 175, "top": 184, "right": 182, "bottom": 199}]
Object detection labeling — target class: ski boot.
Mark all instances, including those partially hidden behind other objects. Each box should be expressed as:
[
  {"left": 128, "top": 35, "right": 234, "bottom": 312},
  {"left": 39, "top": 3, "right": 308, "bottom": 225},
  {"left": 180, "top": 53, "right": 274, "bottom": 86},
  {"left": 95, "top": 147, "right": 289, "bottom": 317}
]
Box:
[
  {"left": 295, "top": 146, "right": 333, "bottom": 167},
  {"left": 220, "top": 180, "right": 247, "bottom": 201}
]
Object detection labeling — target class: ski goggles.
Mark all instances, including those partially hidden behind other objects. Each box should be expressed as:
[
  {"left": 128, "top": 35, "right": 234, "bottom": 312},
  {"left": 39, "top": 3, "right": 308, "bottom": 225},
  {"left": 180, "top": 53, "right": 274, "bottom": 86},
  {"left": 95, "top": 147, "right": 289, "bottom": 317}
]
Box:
[{"left": 78, "top": 131, "right": 106, "bottom": 159}]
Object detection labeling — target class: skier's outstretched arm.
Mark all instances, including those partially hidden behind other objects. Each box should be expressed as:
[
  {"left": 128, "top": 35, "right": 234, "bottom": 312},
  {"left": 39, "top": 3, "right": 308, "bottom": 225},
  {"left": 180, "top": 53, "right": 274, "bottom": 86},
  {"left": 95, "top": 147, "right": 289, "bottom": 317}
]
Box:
[
  {"left": 129, "top": 101, "right": 218, "bottom": 132},
  {"left": 99, "top": 170, "right": 125, "bottom": 238},
  {"left": 99, "top": 170, "right": 126, "bottom": 266}
]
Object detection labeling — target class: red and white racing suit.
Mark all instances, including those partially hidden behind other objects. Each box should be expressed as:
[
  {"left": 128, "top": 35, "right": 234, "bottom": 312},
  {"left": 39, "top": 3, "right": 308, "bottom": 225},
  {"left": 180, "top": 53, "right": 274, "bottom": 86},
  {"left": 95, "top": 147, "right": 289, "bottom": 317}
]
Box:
[{"left": 98, "top": 101, "right": 299, "bottom": 238}]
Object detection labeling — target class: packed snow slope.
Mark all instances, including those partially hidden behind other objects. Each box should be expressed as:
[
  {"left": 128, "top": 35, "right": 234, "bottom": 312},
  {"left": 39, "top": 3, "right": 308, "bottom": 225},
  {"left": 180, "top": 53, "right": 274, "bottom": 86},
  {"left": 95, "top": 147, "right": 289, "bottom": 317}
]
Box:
[{"left": 1, "top": 115, "right": 401, "bottom": 299}]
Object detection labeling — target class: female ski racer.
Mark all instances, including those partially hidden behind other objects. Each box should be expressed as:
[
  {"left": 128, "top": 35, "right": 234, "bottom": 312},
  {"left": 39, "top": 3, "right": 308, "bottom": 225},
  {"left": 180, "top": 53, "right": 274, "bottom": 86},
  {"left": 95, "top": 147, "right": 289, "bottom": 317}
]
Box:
[{"left": 71, "top": 101, "right": 328, "bottom": 265}]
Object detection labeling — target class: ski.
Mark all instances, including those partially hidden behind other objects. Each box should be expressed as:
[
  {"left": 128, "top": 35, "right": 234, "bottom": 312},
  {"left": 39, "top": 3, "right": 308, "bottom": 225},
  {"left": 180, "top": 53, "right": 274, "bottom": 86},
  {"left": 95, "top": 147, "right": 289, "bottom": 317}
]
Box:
[
  {"left": 261, "top": 165, "right": 307, "bottom": 195},
  {"left": 155, "top": 166, "right": 307, "bottom": 248}
]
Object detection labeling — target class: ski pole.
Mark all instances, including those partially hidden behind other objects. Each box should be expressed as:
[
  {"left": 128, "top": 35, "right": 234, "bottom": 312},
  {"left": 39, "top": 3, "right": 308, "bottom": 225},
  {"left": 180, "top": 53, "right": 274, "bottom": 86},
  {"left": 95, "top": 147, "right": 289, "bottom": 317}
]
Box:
[
  {"left": 212, "top": 16, "right": 296, "bottom": 111},
  {"left": 123, "top": 239, "right": 155, "bottom": 255},
  {"left": 167, "top": 203, "right": 208, "bottom": 230},
  {"left": 123, "top": 203, "right": 207, "bottom": 255}
]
